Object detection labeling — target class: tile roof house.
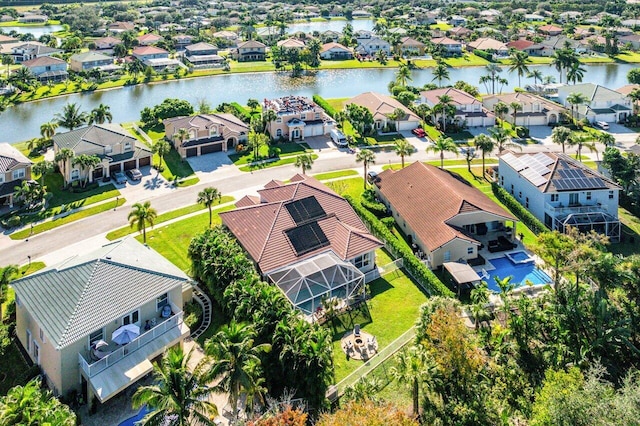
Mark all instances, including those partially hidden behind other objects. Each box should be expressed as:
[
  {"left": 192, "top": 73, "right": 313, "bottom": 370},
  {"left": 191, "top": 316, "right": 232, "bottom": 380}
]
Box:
[
  {"left": 398, "top": 37, "right": 426, "bottom": 56},
  {"left": 506, "top": 39, "right": 535, "bottom": 51},
  {"left": 107, "top": 21, "right": 135, "bottom": 33},
  {"left": 345, "top": 92, "right": 421, "bottom": 132},
  {"left": 319, "top": 42, "right": 353, "bottom": 60},
  {"left": 163, "top": 113, "right": 249, "bottom": 157},
  {"left": 232, "top": 40, "right": 266, "bottom": 62},
  {"left": 263, "top": 95, "right": 335, "bottom": 141},
  {"left": 538, "top": 24, "right": 563, "bottom": 36},
  {"left": 482, "top": 92, "right": 565, "bottom": 126},
  {"left": 355, "top": 36, "right": 391, "bottom": 56},
  {"left": 526, "top": 35, "right": 586, "bottom": 56},
  {"left": 52, "top": 124, "right": 152, "bottom": 185},
  {"left": 221, "top": 175, "right": 382, "bottom": 314},
  {"left": 447, "top": 26, "right": 472, "bottom": 39},
  {"left": 374, "top": 161, "right": 517, "bottom": 268},
  {"left": 276, "top": 38, "right": 306, "bottom": 50},
  {"left": 132, "top": 46, "right": 182, "bottom": 71},
  {"left": 12, "top": 238, "right": 192, "bottom": 407},
  {"left": 0, "top": 142, "right": 32, "bottom": 208},
  {"left": 136, "top": 33, "right": 164, "bottom": 46},
  {"left": 183, "top": 42, "right": 223, "bottom": 68},
  {"left": 466, "top": 37, "right": 509, "bottom": 58},
  {"left": 499, "top": 151, "right": 620, "bottom": 241},
  {"left": 557, "top": 83, "right": 632, "bottom": 123},
  {"left": 11, "top": 42, "right": 62, "bottom": 63},
  {"left": 69, "top": 51, "right": 119, "bottom": 72},
  {"left": 420, "top": 87, "right": 495, "bottom": 127},
  {"left": 22, "top": 56, "right": 68, "bottom": 82},
  {"left": 430, "top": 37, "right": 464, "bottom": 56}
]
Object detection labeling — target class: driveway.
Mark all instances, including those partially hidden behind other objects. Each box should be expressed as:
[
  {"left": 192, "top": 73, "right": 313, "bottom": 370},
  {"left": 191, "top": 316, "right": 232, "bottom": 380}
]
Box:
[
  {"left": 604, "top": 123, "right": 639, "bottom": 147},
  {"left": 114, "top": 166, "right": 177, "bottom": 201},
  {"left": 303, "top": 135, "right": 335, "bottom": 151},
  {"left": 186, "top": 151, "right": 234, "bottom": 174},
  {"left": 527, "top": 126, "right": 553, "bottom": 145}
]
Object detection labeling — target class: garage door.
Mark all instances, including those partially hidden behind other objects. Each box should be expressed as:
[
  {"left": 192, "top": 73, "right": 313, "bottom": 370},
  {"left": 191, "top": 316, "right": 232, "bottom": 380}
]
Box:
[
  {"left": 201, "top": 143, "right": 223, "bottom": 154},
  {"left": 186, "top": 148, "right": 198, "bottom": 157},
  {"left": 138, "top": 156, "right": 151, "bottom": 167},
  {"left": 109, "top": 164, "right": 121, "bottom": 174},
  {"left": 92, "top": 167, "right": 104, "bottom": 180},
  {"left": 398, "top": 121, "right": 419, "bottom": 131},
  {"left": 124, "top": 160, "right": 137, "bottom": 170}
]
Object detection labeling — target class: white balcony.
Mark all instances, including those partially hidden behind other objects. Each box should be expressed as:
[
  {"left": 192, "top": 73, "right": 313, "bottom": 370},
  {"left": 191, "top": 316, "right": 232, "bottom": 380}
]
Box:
[{"left": 545, "top": 202, "right": 609, "bottom": 216}]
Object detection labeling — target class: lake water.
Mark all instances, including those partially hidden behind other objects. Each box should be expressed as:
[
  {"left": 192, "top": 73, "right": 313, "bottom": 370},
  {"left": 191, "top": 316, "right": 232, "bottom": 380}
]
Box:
[
  {"left": 1, "top": 25, "right": 64, "bottom": 38},
  {"left": 1, "top": 63, "right": 637, "bottom": 143},
  {"left": 286, "top": 19, "right": 374, "bottom": 34}
]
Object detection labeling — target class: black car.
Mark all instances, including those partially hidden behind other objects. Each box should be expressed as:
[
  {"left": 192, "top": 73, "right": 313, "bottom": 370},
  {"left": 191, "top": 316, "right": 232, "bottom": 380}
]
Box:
[{"left": 126, "top": 169, "right": 142, "bottom": 181}]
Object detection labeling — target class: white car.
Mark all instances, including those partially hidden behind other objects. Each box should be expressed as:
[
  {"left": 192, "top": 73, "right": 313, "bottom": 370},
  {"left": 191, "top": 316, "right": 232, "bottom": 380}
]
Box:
[{"left": 595, "top": 121, "right": 609, "bottom": 130}]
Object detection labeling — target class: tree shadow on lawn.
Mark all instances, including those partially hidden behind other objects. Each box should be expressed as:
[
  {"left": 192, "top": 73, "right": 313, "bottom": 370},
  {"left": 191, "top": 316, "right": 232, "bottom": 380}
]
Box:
[
  {"left": 610, "top": 223, "right": 640, "bottom": 257},
  {"left": 328, "top": 303, "right": 373, "bottom": 343}
]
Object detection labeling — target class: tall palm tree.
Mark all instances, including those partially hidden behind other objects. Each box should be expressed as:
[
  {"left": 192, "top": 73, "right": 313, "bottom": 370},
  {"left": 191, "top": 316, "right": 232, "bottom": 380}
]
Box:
[
  {"left": 434, "top": 94, "right": 455, "bottom": 133},
  {"left": 510, "top": 101, "right": 523, "bottom": 127},
  {"left": 470, "top": 283, "right": 491, "bottom": 330},
  {"left": 55, "top": 103, "right": 87, "bottom": 130},
  {"left": 39, "top": 121, "right": 58, "bottom": 141},
  {"left": 390, "top": 345, "right": 437, "bottom": 417},
  {"left": 527, "top": 69, "right": 543, "bottom": 86},
  {"left": 294, "top": 153, "right": 314, "bottom": 175},
  {"left": 128, "top": 201, "right": 157, "bottom": 244},
  {"left": 551, "top": 126, "right": 572, "bottom": 153},
  {"left": 197, "top": 187, "right": 222, "bottom": 227},
  {"left": 54, "top": 147, "right": 74, "bottom": 186},
  {"left": 489, "top": 126, "right": 521, "bottom": 154},
  {"left": 493, "top": 101, "right": 509, "bottom": 127},
  {"left": 427, "top": 135, "right": 458, "bottom": 168},
  {"left": 9, "top": 66, "right": 36, "bottom": 88},
  {"left": 2, "top": 54, "right": 14, "bottom": 81},
  {"left": 71, "top": 154, "right": 101, "bottom": 188},
  {"left": 596, "top": 131, "right": 615, "bottom": 148},
  {"left": 629, "top": 88, "right": 640, "bottom": 117},
  {"left": 394, "top": 139, "right": 414, "bottom": 168},
  {"left": 132, "top": 347, "right": 218, "bottom": 426},
  {"left": 474, "top": 133, "right": 494, "bottom": 176},
  {"left": 508, "top": 50, "right": 530, "bottom": 88},
  {"left": 569, "top": 132, "right": 598, "bottom": 161},
  {"left": 88, "top": 104, "right": 113, "bottom": 125},
  {"left": 431, "top": 60, "right": 450, "bottom": 87},
  {"left": 566, "top": 61, "right": 586, "bottom": 85},
  {"left": 355, "top": 149, "right": 376, "bottom": 189},
  {"left": 395, "top": 63, "right": 412, "bottom": 87},
  {"left": 32, "top": 160, "right": 54, "bottom": 186},
  {"left": 566, "top": 92, "right": 588, "bottom": 122},
  {"left": 482, "top": 63, "right": 503, "bottom": 94},
  {"left": 152, "top": 139, "right": 171, "bottom": 173},
  {"left": 0, "top": 265, "right": 17, "bottom": 324},
  {"left": 205, "top": 321, "right": 271, "bottom": 418}
]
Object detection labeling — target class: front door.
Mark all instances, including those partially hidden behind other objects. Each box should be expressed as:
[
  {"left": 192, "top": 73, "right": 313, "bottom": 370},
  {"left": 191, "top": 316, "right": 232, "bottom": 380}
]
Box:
[{"left": 292, "top": 129, "right": 300, "bottom": 139}]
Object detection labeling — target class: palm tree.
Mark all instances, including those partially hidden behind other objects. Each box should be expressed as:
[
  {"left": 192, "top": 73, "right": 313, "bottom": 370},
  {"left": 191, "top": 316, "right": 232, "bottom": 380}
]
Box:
[
  {"left": 9, "top": 66, "right": 36, "bottom": 88},
  {"left": 294, "top": 153, "right": 314, "bottom": 174},
  {"left": 474, "top": 133, "right": 494, "bottom": 177},
  {"left": 355, "top": 149, "right": 376, "bottom": 189},
  {"left": 596, "top": 131, "right": 615, "bottom": 148},
  {"left": 629, "top": 88, "right": 640, "bottom": 117},
  {"left": 126, "top": 58, "right": 146, "bottom": 80},
  {"left": 113, "top": 43, "right": 127, "bottom": 58},
  {"left": 71, "top": 154, "right": 101, "bottom": 188},
  {"left": 427, "top": 135, "right": 458, "bottom": 168},
  {"left": 470, "top": 283, "right": 491, "bottom": 330},
  {"left": 569, "top": 132, "right": 597, "bottom": 161},
  {"left": 0, "top": 378, "right": 76, "bottom": 425},
  {"left": 394, "top": 139, "right": 414, "bottom": 168},
  {"left": 527, "top": 69, "right": 543, "bottom": 86},
  {"left": 2, "top": 54, "right": 14, "bottom": 81},
  {"left": 54, "top": 147, "right": 74, "bottom": 186},
  {"left": 493, "top": 101, "right": 509, "bottom": 127},
  {"left": 395, "top": 63, "right": 412, "bottom": 87},
  {"left": 462, "top": 142, "right": 477, "bottom": 172},
  {"left": 566, "top": 92, "right": 588, "bottom": 122},
  {"left": 246, "top": 98, "right": 260, "bottom": 111},
  {"left": 482, "top": 63, "right": 503, "bottom": 94},
  {"left": 551, "top": 126, "right": 572, "bottom": 153},
  {"left": 510, "top": 101, "right": 523, "bottom": 127},
  {"left": 390, "top": 345, "right": 436, "bottom": 417},
  {"left": 40, "top": 121, "right": 58, "bottom": 141},
  {"left": 32, "top": 160, "right": 54, "bottom": 186},
  {"left": 205, "top": 321, "right": 271, "bottom": 418},
  {"left": 566, "top": 61, "right": 586, "bottom": 85},
  {"left": 152, "top": 139, "right": 171, "bottom": 173},
  {"left": 25, "top": 137, "right": 39, "bottom": 153},
  {"left": 262, "top": 109, "right": 277, "bottom": 136},
  {"left": 434, "top": 94, "right": 455, "bottom": 133},
  {"left": 489, "top": 126, "right": 521, "bottom": 154},
  {"left": 0, "top": 265, "right": 17, "bottom": 324},
  {"left": 508, "top": 50, "right": 530, "bottom": 88},
  {"left": 132, "top": 347, "right": 218, "bottom": 426},
  {"left": 55, "top": 103, "right": 87, "bottom": 130},
  {"left": 128, "top": 201, "right": 158, "bottom": 244},
  {"left": 431, "top": 60, "right": 449, "bottom": 87},
  {"left": 88, "top": 104, "right": 113, "bottom": 125},
  {"left": 197, "top": 187, "right": 222, "bottom": 227}
]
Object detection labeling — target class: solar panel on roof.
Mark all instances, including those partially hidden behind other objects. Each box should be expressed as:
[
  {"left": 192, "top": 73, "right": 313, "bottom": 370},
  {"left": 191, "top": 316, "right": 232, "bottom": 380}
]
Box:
[
  {"left": 502, "top": 153, "right": 527, "bottom": 171},
  {"left": 286, "top": 221, "right": 330, "bottom": 256},
  {"left": 285, "top": 196, "right": 326, "bottom": 225},
  {"left": 533, "top": 152, "right": 554, "bottom": 166}
]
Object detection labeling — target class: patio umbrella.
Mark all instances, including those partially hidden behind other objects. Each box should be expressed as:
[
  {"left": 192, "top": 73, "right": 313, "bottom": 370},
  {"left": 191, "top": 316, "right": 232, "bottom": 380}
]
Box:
[{"left": 112, "top": 324, "right": 140, "bottom": 345}]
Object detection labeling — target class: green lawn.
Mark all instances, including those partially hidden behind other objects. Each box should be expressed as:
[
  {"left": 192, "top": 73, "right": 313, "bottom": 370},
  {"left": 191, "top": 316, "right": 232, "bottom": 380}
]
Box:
[
  {"left": 228, "top": 143, "right": 311, "bottom": 165},
  {"left": 238, "top": 154, "right": 319, "bottom": 172},
  {"left": 331, "top": 269, "right": 429, "bottom": 382},
  {"left": 313, "top": 170, "right": 359, "bottom": 181},
  {"left": 325, "top": 98, "right": 349, "bottom": 112},
  {"left": 325, "top": 177, "right": 366, "bottom": 199},
  {"left": 444, "top": 53, "right": 490, "bottom": 67},
  {"left": 141, "top": 204, "right": 236, "bottom": 273},
  {"left": 614, "top": 208, "right": 640, "bottom": 257},
  {"left": 45, "top": 174, "right": 120, "bottom": 208},
  {"left": 616, "top": 51, "right": 640, "bottom": 63},
  {"left": 106, "top": 196, "right": 234, "bottom": 240}
]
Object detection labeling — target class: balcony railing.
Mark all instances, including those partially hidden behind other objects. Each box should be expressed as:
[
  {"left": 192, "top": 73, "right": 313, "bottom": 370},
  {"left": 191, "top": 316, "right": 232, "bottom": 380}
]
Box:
[
  {"left": 545, "top": 203, "right": 608, "bottom": 215},
  {"left": 78, "top": 303, "right": 183, "bottom": 378}
]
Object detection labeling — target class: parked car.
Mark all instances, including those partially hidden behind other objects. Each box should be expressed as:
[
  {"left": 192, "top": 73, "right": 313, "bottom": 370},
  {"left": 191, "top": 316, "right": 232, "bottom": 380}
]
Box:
[
  {"left": 412, "top": 128, "right": 426, "bottom": 138},
  {"left": 126, "top": 168, "right": 143, "bottom": 181},
  {"left": 112, "top": 171, "right": 127, "bottom": 185},
  {"left": 595, "top": 121, "right": 609, "bottom": 130},
  {"left": 367, "top": 170, "right": 378, "bottom": 184}
]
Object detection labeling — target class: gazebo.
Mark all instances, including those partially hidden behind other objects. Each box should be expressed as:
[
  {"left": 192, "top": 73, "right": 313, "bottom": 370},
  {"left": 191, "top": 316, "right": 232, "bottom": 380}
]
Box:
[
  {"left": 267, "top": 252, "right": 364, "bottom": 315},
  {"left": 443, "top": 262, "right": 481, "bottom": 296}
]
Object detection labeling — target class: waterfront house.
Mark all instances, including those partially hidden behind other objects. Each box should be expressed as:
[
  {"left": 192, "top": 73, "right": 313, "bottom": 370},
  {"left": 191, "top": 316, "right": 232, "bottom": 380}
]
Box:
[
  {"left": 466, "top": 37, "right": 509, "bottom": 58},
  {"left": 557, "top": 83, "right": 632, "bottom": 123},
  {"left": 12, "top": 238, "right": 192, "bottom": 408},
  {"left": 420, "top": 88, "right": 495, "bottom": 127},
  {"left": 263, "top": 96, "right": 335, "bottom": 141},
  {"left": 398, "top": 37, "right": 426, "bottom": 56},
  {"left": 173, "top": 34, "right": 194, "bottom": 50},
  {"left": 277, "top": 38, "right": 306, "bottom": 50},
  {"left": 0, "top": 143, "right": 32, "bottom": 209},
  {"left": 482, "top": 92, "right": 565, "bottom": 126},
  {"left": 22, "top": 56, "right": 68, "bottom": 82},
  {"left": 18, "top": 13, "right": 48, "bottom": 23},
  {"left": 183, "top": 42, "right": 223, "bottom": 68},
  {"left": 345, "top": 92, "right": 420, "bottom": 132},
  {"left": 430, "top": 37, "right": 464, "bottom": 56},
  {"left": 499, "top": 151, "right": 620, "bottom": 241},
  {"left": 356, "top": 36, "right": 391, "bottom": 56},
  {"left": 69, "top": 52, "right": 118, "bottom": 73},
  {"left": 11, "top": 42, "right": 61, "bottom": 63},
  {"left": 233, "top": 40, "right": 266, "bottom": 62},
  {"left": 132, "top": 46, "right": 182, "bottom": 71},
  {"left": 319, "top": 42, "right": 353, "bottom": 60}
]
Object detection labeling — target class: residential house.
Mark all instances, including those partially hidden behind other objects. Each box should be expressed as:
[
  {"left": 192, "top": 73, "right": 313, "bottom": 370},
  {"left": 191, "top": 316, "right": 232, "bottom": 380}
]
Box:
[
  {"left": 255, "top": 27, "right": 279, "bottom": 43},
  {"left": 22, "top": 56, "right": 68, "bottom": 82},
  {"left": 431, "top": 37, "right": 463, "bottom": 56},
  {"left": 93, "top": 36, "right": 123, "bottom": 53},
  {"left": 11, "top": 42, "right": 61, "bottom": 63},
  {"left": 136, "top": 33, "right": 163, "bottom": 46},
  {"left": 319, "top": 42, "right": 353, "bottom": 60},
  {"left": 482, "top": 92, "right": 565, "bottom": 126},
  {"left": 233, "top": 40, "right": 266, "bottom": 62},
  {"left": 108, "top": 21, "right": 135, "bottom": 33},
  {"left": 69, "top": 52, "right": 118, "bottom": 73},
  {"left": 212, "top": 30, "right": 238, "bottom": 42},
  {"left": 466, "top": 37, "right": 509, "bottom": 58},
  {"left": 132, "top": 46, "right": 182, "bottom": 71},
  {"left": 263, "top": 95, "right": 335, "bottom": 141},
  {"left": 538, "top": 24, "right": 563, "bottom": 36},
  {"left": 524, "top": 13, "right": 545, "bottom": 22},
  {"left": 18, "top": 13, "right": 48, "bottom": 23},
  {"left": 447, "top": 26, "right": 472, "bottom": 40},
  {"left": 619, "top": 34, "right": 640, "bottom": 50},
  {"left": 398, "top": 37, "right": 426, "bottom": 56},
  {"left": 220, "top": 174, "right": 382, "bottom": 315},
  {"left": 621, "top": 19, "right": 640, "bottom": 28},
  {"left": 0, "top": 143, "right": 32, "bottom": 208},
  {"left": 163, "top": 113, "right": 249, "bottom": 157},
  {"left": 506, "top": 39, "right": 535, "bottom": 52},
  {"left": 616, "top": 84, "right": 640, "bottom": 113},
  {"left": 356, "top": 36, "right": 391, "bottom": 56},
  {"left": 558, "top": 11, "right": 581, "bottom": 23},
  {"left": 345, "top": 92, "right": 421, "bottom": 132},
  {"left": 499, "top": 151, "right": 620, "bottom": 241},
  {"left": 183, "top": 42, "right": 223, "bottom": 68},
  {"left": 352, "top": 9, "right": 371, "bottom": 18},
  {"left": 52, "top": 124, "right": 152, "bottom": 185},
  {"left": 421, "top": 88, "right": 495, "bottom": 127},
  {"left": 277, "top": 38, "right": 306, "bottom": 50},
  {"left": 557, "top": 83, "right": 632, "bottom": 123},
  {"left": 173, "top": 34, "right": 194, "bottom": 50},
  {"left": 374, "top": 161, "right": 518, "bottom": 269},
  {"left": 449, "top": 15, "right": 467, "bottom": 26},
  {"left": 320, "top": 30, "right": 341, "bottom": 42},
  {"left": 526, "top": 35, "right": 585, "bottom": 56},
  {"left": 0, "top": 34, "right": 18, "bottom": 45},
  {"left": 12, "top": 238, "right": 192, "bottom": 407}
]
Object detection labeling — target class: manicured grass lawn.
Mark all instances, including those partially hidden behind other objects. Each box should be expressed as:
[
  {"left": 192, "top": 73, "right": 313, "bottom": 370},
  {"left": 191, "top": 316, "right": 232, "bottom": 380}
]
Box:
[
  {"left": 331, "top": 269, "right": 429, "bottom": 382},
  {"left": 445, "top": 53, "right": 489, "bottom": 67},
  {"left": 228, "top": 143, "right": 311, "bottom": 165},
  {"left": 580, "top": 55, "right": 614, "bottom": 64},
  {"left": 12, "top": 141, "right": 44, "bottom": 163},
  {"left": 325, "top": 177, "right": 365, "bottom": 199},
  {"left": 446, "top": 130, "right": 475, "bottom": 141},
  {"left": 362, "top": 133, "right": 405, "bottom": 146},
  {"left": 238, "top": 154, "right": 319, "bottom": 172},
  {"left": 106, "top": 196, "right": 234, "bottom": 240},
  {"left": 45, "top": 174, "right": 120, "bottom": 208},
  {"left": 156, "top": 147, "right": 198, "bottom": 181},
  {"left": 10, "top": 198, "right": 126, "bottom": 240},
  {"left": 423, "top": 124, "right": 441, "bottom": 141},
  {"left": 614, "top": 208, "right": 640, "bottom": 257},
  {"left": 382, "top": 158, "right": 499, "bottom": 171},
  {"left": 325, "top": 97, "right": 349, "bottom": 112},
  {"left": 616, "top": 51, "right": 640, "bottom": 63},
  {"left": 313, "top": 170, "right": 358, "bottom": 181},
  {"left": 141, "top": 204, "right": 235, "bottom": 273}
]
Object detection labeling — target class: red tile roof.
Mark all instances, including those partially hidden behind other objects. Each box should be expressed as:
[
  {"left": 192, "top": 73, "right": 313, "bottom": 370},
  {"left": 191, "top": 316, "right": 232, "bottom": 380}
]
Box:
[
  {"left": 220, "top": 175, "right": 381, "bottom": 273},
  {"left": 375, "top": 162, "right": 516, "bottom": 251}
]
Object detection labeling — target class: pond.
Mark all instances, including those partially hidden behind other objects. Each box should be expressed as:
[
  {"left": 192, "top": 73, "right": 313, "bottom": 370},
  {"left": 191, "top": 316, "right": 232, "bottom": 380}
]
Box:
[
  {"left": 0, "top": 25, "right": 64, "bottom": 38},
  {"left": 1, "top": 62, "right": 637, "bottom": 143}
]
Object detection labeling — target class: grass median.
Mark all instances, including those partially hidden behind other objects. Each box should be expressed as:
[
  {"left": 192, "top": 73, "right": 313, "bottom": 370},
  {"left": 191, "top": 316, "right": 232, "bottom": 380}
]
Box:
[
  {"left": 313, "top": 170, "right": 359, "bottom": 180},
  {"left": 238, "top": 153, "right": 319, "bottom": 172}
]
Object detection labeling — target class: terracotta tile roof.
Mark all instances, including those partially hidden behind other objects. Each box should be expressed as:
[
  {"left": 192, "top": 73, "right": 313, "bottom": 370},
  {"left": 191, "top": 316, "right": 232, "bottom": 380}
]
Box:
[
  {"left": 132, "top": 46, "right": 168, "bottom": 56},
  {"left": 375, "top": 162, "right": 516, "bottom": 251},
  {"left": 345, "top": 92, "right": 420, "bottom": 122},
  {"left": 236, "top": 195, "right": 260, "bottom": 207},
  {"left": 420, "top": 87, "right": 480, "bottom": 106},
  {"left": 507, "top": 39, "right": 534, "bottom": 50},
  {"left": 220, "top": 175, "right": 381, "bottom": 273}
]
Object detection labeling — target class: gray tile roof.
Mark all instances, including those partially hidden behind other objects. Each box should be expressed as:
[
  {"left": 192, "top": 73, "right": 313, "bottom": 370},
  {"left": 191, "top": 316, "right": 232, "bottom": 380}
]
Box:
[
  {"left": 12, "top": 238, "right": 191, "bottom": 349},
  {"left": 53, "top": 124, "right": 138, "bottom": 152},
  {"left": 0, "top": 142, "right": 31, "bottom": 173}
]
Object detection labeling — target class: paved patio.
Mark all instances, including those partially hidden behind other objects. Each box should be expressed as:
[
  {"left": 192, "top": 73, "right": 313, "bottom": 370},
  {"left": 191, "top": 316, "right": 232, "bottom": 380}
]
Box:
[{"left": 341, "top": 330, "right": 378, "bottom": 360}]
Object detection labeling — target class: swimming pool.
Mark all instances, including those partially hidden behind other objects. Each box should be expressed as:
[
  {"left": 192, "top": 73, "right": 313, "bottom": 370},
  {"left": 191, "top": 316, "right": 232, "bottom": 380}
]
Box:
[
  {"left": 482, "top": 256, "right": 551, "bottom": 292},
  {"left": 118, "top": 405, "right": 151, "bottom": 426},
  {"left": 505, "top": 250, "right": 534, "bottom": 264}
]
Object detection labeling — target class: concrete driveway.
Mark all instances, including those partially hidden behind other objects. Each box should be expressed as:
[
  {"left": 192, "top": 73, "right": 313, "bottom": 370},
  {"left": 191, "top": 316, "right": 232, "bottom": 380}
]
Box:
[
  {"left": 186, "top": 151, "right": 234, "bottom": 173},
  {"left": 303, "top": 136, "right": 335, "bottom": 151},
  {"left": 114, "top": 166, "right": 177, "bottom": 201},
  {"left": 604, "top": 123, "right": 639, "bottom": 147}
]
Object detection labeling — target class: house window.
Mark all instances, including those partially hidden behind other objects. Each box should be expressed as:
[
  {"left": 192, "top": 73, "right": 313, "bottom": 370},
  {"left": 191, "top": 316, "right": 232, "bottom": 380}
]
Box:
[
  {"left": 39, "top": 328, "right": 45, "bottom": 343},
  {"left": 551, "top": 194, "right": 559, "bottom": 202},
  {"left": 525, "top": 197, "right": 529, "bottom": 208},
  {"left": 70, "top": 169, "right": 80, "bottom": 181},
  {"left": 122, "top": 310, "right": 139, "bottom": 325},
  {"left": 518, "top": 191, "right": 522, "bottom": 199},
  {"left": 89, "top": 329, "right": 104, "bottom": 349},
  {"left": 12, "top": 168, "right": 25, "bottom": 180},
  {"left": 104, "top": 145, "right": 112, "bottom": 154},
  {"left": 276, "top": 117, "right": 282, "bottom": 123},
  {"left": 467, "top": 246, "right": 474, "bottom": 255},
  {"left": 569, "top": 193, "right": 579, "bottom": 206},
  {"left": 26, "top": 330, "right": 31, "bottom": 352},
  {"left": 301, "top": 114, "right": 306, "bottom": 120},
  {"left": 443, "top": 251, "right": 451, "bottom": 262},
  {"left": 315, "top": 113, "right": 320, "bottom": 119},
  {"left": 124, "top": 142, "right": 131, "bottom": 151},
  {"left": 33, "top": 341, "right": 40, "bottom": 365},
  {"left": 276, "top": 129, "right": 282, "bottom": 137},
  {"left": 157, "top": 293, "right": 169, "bottom": 311},
  {"left": 510, "top": 184, "right": 514, "bottom": 195},
  {"left": 0, "top": 174, "right": 4, "bottom": 183},
  {"left": 586, "top": 192, "right": 592, "bottom": 201},
  {"left": 609, "top": 191, "right": 614, "bottom": 199},
  {"left": 354, "top": 253, "right": 371, "bottom": 269}
]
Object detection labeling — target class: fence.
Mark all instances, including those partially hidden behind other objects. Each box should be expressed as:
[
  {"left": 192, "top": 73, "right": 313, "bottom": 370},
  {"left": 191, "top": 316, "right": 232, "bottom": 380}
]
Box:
[{"left": 130, "top": 122, "right": 153, "bottom": 145}]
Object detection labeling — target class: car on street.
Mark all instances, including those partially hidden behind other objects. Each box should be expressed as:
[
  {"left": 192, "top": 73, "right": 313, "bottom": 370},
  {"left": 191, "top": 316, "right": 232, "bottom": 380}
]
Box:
[
  {"left": 412, "top": 128, "right": 427, "bottom": 138},
  {"left": 126, "top": 168, "right": 143, "bottom": 181},
  {"left": 112, "top": 171, "right": 127, "bottom": 185}
]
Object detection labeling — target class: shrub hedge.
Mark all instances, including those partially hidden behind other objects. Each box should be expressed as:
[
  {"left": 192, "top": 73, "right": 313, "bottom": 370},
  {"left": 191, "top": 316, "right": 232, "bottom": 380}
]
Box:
[
  {"left": 473, "top": 49, "right": 494, "bottom": 62},
  {"left": 345, "top": 195, "right": 454, "bottom": 297},
  {"left": 313, "top": 95, "right": 337, "bottom": 118},
  {"left": 491, "top": 182, "right": 547, "bottom": 235}
]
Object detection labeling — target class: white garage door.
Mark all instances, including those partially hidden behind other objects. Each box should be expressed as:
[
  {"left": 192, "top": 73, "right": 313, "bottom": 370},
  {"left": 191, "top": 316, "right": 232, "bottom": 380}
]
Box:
[
  {"left": 304, "top": 124, "right": 324, "bottom": 137},
  {"left": 595, "top": 113, "right": 616, "bottom": 123},
  {"left": 398, "top": 120, "right": 419, "bottom": 131}
]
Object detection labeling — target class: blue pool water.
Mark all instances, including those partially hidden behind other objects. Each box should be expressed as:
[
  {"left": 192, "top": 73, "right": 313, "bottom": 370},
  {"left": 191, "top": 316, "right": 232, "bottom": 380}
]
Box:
[
  {"left": 482, "top": 257, "right": 551, "bottom": 292},
  {"left": 506, "top": 250, "right": 532, "bottom": 263},
  {"left": 118, "top": 406, "right": 151, "bottom": 426}
]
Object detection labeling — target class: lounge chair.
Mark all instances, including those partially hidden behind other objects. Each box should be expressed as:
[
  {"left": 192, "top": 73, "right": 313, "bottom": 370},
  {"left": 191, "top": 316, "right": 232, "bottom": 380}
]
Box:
[
  {"left": 354, "top": 324, "right": 361, "bottom": 337},
  {"left": 161, "top": 304, "right": 172, "bottom": 318}
]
